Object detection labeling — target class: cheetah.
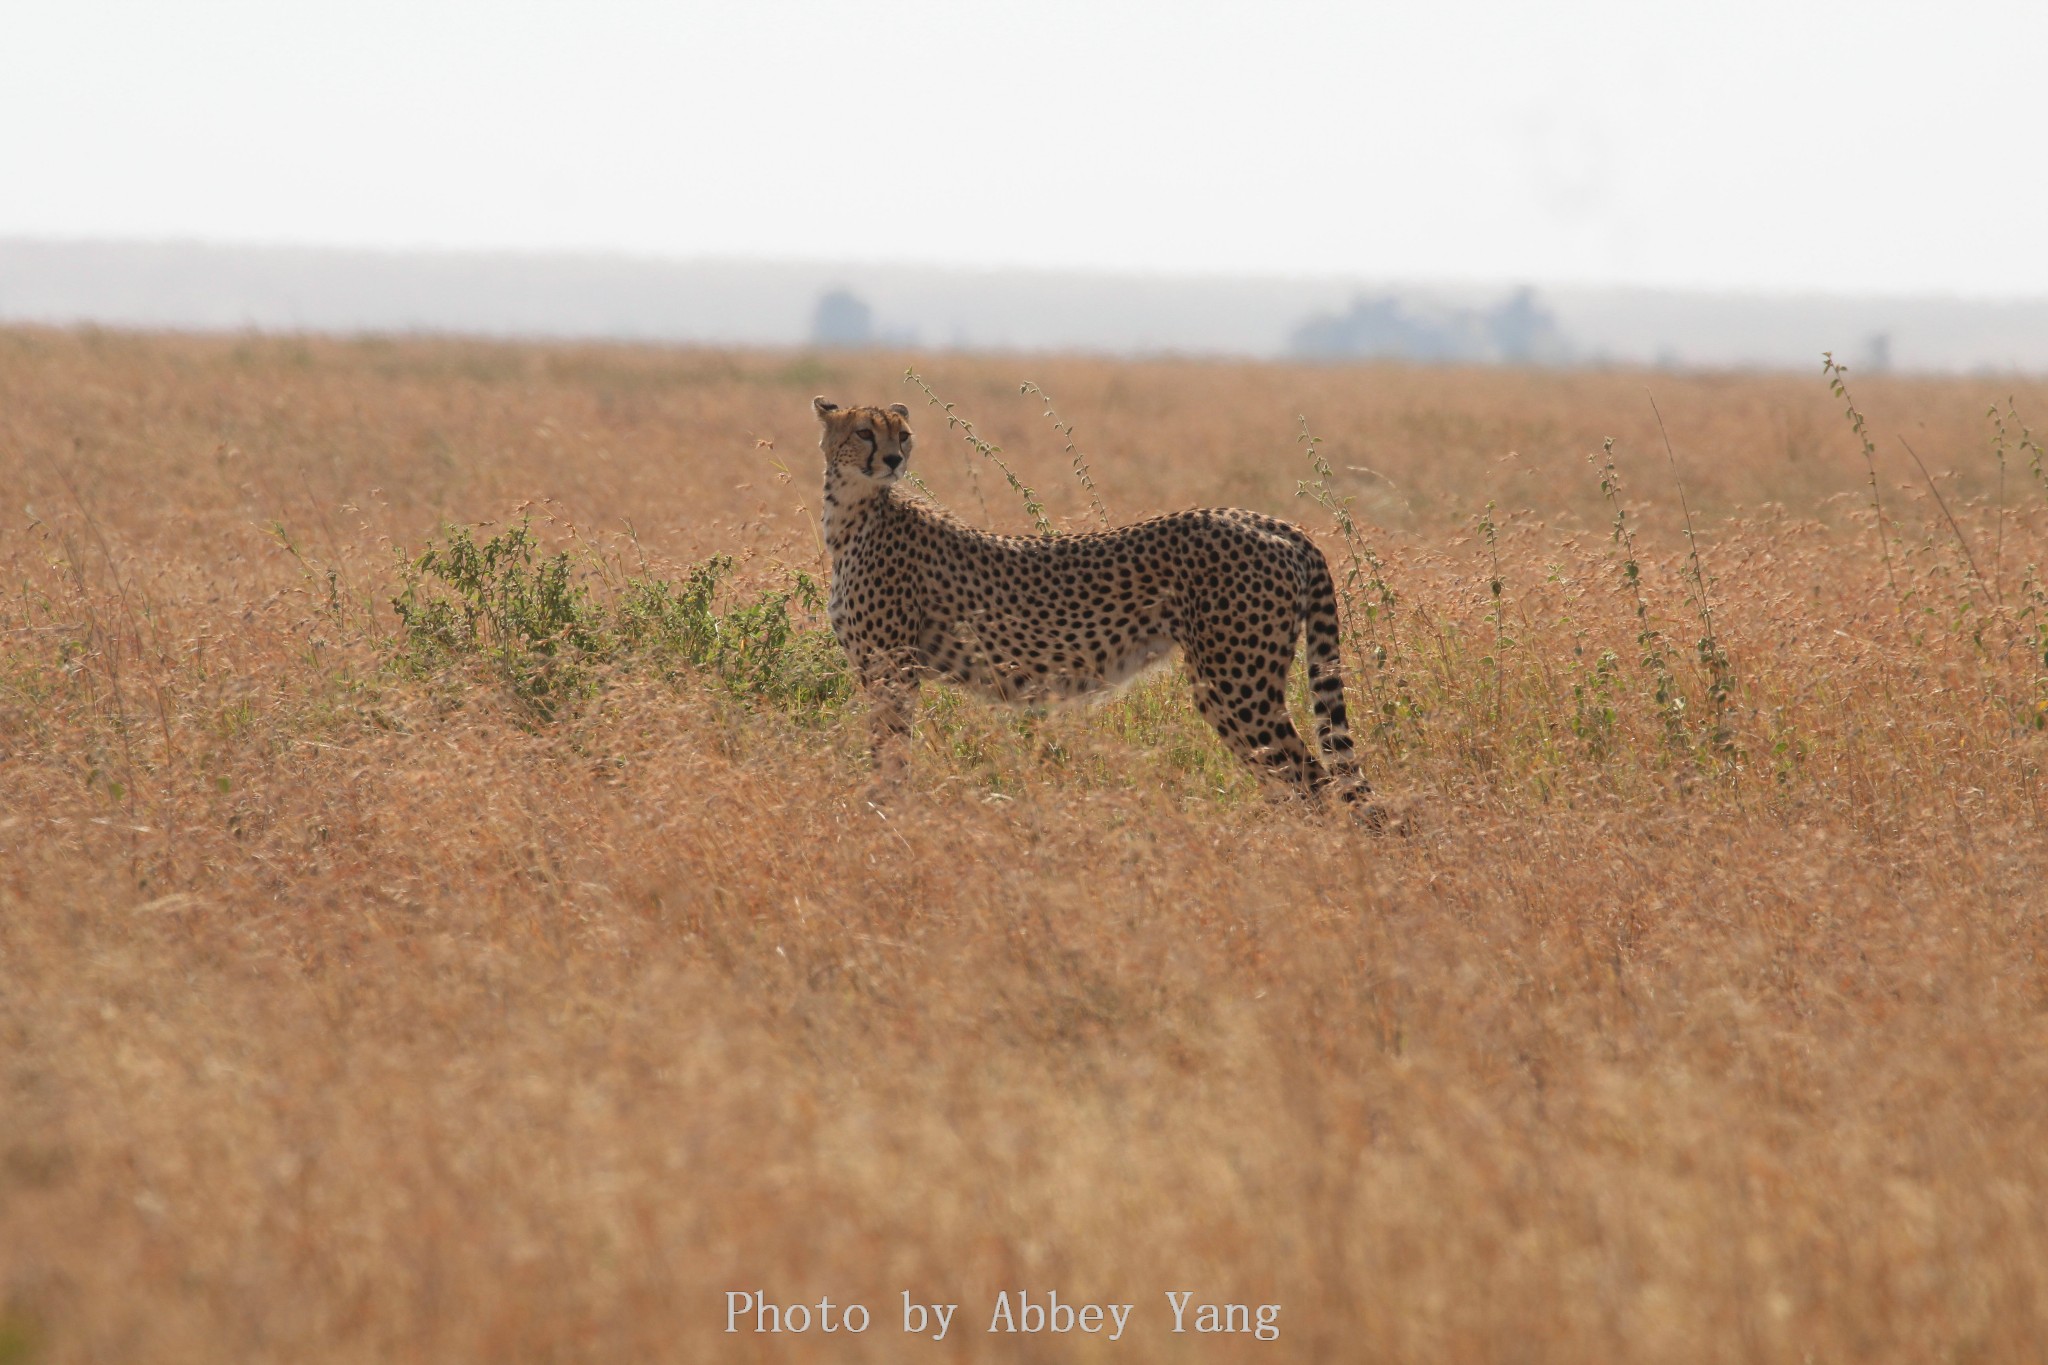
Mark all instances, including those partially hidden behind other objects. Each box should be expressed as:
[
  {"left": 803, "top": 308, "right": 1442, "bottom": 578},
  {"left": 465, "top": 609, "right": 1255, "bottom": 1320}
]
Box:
[{"left": 814, "top": 396, "right": 1376, "bottom": 810}]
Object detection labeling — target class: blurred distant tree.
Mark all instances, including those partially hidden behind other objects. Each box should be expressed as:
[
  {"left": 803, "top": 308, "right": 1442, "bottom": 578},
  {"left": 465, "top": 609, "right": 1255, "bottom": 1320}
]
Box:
[
  {"left": 1486, "top": 288, "right": 1568, "bottom": 364},
  {"left": 1290, "top": 294, "right": 1465, "bottom": 362},
  {"left": 812, "top": 288, "right": 875, "bottom": 347},
  {"left": 1290, "top": 288, "right": 1570, "bottom": 365}
]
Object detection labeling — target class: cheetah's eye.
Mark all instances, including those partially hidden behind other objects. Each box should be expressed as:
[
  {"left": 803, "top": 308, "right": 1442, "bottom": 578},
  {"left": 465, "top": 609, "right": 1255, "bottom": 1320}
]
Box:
[{"left": 855, "top": 428, "right": 876, "bottom": 443}]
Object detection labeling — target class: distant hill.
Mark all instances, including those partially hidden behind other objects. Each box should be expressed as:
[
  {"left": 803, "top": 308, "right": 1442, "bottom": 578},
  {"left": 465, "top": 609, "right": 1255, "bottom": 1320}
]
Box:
[{"left": 3, "top": 237, "right": 2043, "bottom": 373}]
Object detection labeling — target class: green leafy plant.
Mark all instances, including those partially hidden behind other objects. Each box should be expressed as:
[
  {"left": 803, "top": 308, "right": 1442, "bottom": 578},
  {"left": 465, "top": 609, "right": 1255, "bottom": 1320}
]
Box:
[
  {"left": 392, "top": 520, "right": 851, "bottom": 720},
  {"left": 1475, "top": 498, "right": 1511, "bottom": 727},
  {"left": 1296, "top": 417, "right": 1406, "bottom": 749},
  {"left": 1824, "top": 352, "right": 1906, "bottom": 621},
  {"left": 1647, "top": 397, "right": 1735, "bottom": 749},
  {"left": 1019, "top": 380, "right": 1111, "bottom": 529},
  {"left": 391, "top": 518, "right": 607, "bottom": 716},
  {"left": 616, "top": 559, "right": 850, "bottom": 713},
  {"left": 904, "top": 370, "right": 1053, "bottom": 535},
  {"left": 1592, "top": 439, "right": 1685, "bottom": 744}
]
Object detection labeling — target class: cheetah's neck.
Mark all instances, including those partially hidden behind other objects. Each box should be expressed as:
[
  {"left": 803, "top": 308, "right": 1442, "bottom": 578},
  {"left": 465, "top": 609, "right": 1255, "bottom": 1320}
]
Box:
[{"left": 820, "top": 465, "right": 896, "bottom": 558}]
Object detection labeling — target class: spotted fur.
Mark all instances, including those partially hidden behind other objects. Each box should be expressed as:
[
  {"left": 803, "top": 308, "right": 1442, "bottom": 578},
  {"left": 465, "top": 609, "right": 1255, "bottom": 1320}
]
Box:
[{"left": 814, "top": 397, "right": 1373, "bottom": 806}]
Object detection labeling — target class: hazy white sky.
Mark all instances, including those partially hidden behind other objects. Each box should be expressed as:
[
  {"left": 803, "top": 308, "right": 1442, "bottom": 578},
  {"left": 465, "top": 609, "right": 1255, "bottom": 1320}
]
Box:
[{"left": 4, "top": 0, "right": 2043, "bottom": 296}]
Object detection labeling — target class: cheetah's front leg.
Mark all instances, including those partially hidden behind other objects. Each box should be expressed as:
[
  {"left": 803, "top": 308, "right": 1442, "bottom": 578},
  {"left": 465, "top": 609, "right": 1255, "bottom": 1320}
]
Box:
[{"left": 859, "top": 654, "right": 922, "bottom": 795}]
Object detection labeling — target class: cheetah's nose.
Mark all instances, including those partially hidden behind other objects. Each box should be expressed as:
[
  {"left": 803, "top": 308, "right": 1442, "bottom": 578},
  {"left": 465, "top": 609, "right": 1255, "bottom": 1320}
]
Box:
[{"left": 883, "top": 453, "right": 903, "bottom": 470}]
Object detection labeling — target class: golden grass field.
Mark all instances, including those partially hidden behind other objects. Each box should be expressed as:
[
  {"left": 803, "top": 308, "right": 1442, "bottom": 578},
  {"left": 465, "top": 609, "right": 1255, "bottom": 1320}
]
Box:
[{"left": 3, "top": 327, "right": 2046, "bottom": 1363}]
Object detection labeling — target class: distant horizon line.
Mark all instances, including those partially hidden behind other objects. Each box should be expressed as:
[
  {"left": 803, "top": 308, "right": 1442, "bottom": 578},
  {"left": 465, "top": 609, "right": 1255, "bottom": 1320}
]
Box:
[{"left": 6, "top": 234, "right": 2041, "bottom": 308}]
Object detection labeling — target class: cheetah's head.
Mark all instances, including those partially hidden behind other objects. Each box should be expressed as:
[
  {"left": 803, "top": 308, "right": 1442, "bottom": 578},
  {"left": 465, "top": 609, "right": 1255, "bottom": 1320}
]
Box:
[{"left": 814, "top": 397, "right": 913, "bottom": 486}]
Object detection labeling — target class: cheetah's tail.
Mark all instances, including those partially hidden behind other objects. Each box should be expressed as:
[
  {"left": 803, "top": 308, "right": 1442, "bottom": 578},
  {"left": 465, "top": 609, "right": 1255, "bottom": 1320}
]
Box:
[{"left": 1298, "top": 539, "right": 1372, "bottom": 800}]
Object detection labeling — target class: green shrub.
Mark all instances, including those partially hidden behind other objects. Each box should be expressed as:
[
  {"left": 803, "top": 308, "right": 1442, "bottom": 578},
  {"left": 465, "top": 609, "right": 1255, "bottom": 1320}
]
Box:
[
  {"left": 616, "top": 558, "right": 852, "bottom": 713},
  {"left": 392, "top": 521, "right": 851, "bottom": 721}
]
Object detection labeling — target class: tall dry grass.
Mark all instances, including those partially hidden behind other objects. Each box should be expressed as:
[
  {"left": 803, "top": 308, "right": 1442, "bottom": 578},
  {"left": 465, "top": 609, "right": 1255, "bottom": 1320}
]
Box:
[{"left": 2, "top": 328, "right": 2046, "bottom": 1363}]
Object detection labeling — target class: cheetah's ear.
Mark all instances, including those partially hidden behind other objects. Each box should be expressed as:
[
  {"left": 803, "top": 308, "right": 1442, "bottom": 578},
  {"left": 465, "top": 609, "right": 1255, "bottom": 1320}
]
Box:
[
  {"left": 888, "top": 403, "right": 910, "bottom": 418},
  {"left": 812, "top": 396, "right": 840, "bottom": 418}
]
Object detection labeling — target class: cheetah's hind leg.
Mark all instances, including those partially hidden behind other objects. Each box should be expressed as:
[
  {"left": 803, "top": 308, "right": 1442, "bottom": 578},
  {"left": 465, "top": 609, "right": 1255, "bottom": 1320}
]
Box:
[{"left": 1182, "top": 655, "right": 1328, "bottom": 802}]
